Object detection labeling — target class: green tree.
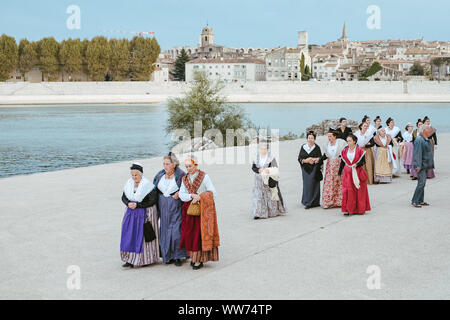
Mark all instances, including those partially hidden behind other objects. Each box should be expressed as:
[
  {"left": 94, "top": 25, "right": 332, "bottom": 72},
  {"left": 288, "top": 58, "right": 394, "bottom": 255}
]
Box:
[
  {"left": 302, "top": 65, "right": 311, "bottom": 81},
  {"left": 359, "top": 61, "right": 383, "bottom": 79},
  {"left": 109, "top": 38, "right": 131, "bottom": 80},
  {"left": 60, "top": 38, "right": 83, "bottom": 81},
  {"left": 18, "top": 39, "right": 37, "bottom": 80},
  {"left": 170, "top": 48, "right": 190, "bottom": 81},
  {"left": 300, "top": 53, "right": 305, "bottom": 77},
  {"left": 86, "top": 36, "right": 111, "bottom": 81},
  {"left": 0, "top": 34, "right": 19, "bottom": 81},
  {"left": 166, "top": 72, "right": 248, "bottom": 138},
  {"left": 409, "top": 62, "right": 424, "bottom": 76},
  {"left": 129, "top": 36, "right": 160, "bottom": 81},
  {"left": 37, "top": 37, "right": 60, "bottom": 81}
]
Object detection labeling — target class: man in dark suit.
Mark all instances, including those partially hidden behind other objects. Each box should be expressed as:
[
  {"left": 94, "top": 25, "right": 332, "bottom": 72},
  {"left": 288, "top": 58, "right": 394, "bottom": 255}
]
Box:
[{"left": 335, "top": 117, "right": 352, "bottom": 141}]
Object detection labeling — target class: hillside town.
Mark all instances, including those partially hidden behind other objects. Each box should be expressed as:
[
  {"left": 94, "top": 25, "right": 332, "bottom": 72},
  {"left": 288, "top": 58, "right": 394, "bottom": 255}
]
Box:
[
  {"left": 3, "top": 23, "right": 450, "bottom": 83},
  {"left": 159, "top": 23, "right": 450, "bottom": 82}
]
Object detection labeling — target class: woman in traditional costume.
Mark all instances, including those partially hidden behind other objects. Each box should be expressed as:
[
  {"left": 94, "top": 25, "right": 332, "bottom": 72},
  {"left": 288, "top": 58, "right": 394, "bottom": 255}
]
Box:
[
  {"left": 355, "top": 122, "right": 375, "bottom": 185},
  {"left": 320, "top": 128, "right": 347, "bottom": 209},
  {"left": 153, "top": 152, "right": 187, "bottom": 267},
  {"left": 120, "top": 163, "right": 160, "bottom": 268},
  {"left": 373, "top": 116, "right": 382, "bottom": 136},
  {"left": 339, "top": 135, "right": 371, "bottom": 215},
  {"left": 362, "top": 115, "right": 376, "bottom": 137},
  {"left": 385, "top": 117, "right": 403, "bottom": 177},
  {"left": 400, "top": 123, "right": 414, "bottom": 174},
  {"left": 179, "top": 156, "right": 220, "bottom": 270},
  {"left": 298, "top": 131, "right": 323, "bottom": 209},
  {"left": 251, "top": 140, "right": 287, "bottom": 219},
  {"left": 373, "top": 127, "right": 394, "bottom": 183}
]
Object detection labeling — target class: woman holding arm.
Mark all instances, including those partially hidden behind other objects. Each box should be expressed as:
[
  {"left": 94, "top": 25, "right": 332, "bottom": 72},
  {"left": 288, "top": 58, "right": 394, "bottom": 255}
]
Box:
[
  {"left": 179, "top": 156, "right": 220, "bottom": 270},
  {"left": 120, "top": 163, "right": 159, "bottom": 268}
]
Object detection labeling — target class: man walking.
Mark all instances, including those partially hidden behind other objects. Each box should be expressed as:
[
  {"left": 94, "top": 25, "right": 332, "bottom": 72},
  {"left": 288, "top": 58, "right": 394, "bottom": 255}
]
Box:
[{"left": 411, "top": 124, "right": 435, "bottom": 208}]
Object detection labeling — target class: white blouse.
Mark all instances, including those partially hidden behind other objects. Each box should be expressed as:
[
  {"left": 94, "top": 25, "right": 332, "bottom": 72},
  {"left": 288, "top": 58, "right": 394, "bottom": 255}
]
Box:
[
  {"left": 157, "top": 175, "right": 179, "bottom": 198},
  {"left": 327, "top": 142, "right": 338, "bottom": 158},
  {"left": 355, "top": 131, "right": 371, "bottom": 147},
  {"left": 347, "top": 148, "right": 356, "bottom": 163},
  {"left": 403, "top": 131, "right": 413, "bottom": 142},
  {"left": 380, "top": 137, "right": 387, "bottom": 146},
  {"left": 302, "top": 143, "right": 316, "bottom": 154},
  {"left": 179, "top": 171, "right": 217, "bottom": 202}
]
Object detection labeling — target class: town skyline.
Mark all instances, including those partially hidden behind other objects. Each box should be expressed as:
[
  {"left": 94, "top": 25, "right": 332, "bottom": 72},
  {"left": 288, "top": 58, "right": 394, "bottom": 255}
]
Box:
[{"left": 1, "top": 0, "right": 449, "bottom": 50}]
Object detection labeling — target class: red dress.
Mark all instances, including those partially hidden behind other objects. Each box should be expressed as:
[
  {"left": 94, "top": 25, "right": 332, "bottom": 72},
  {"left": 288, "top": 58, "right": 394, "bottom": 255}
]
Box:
[{"left": 341, "top": 146, "right": 371, "bottom": 214}]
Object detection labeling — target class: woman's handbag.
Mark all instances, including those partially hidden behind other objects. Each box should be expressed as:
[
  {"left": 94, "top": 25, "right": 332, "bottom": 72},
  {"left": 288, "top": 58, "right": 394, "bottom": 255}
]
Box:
[
  {"left": 187, "top": 201, "right": 201, "bottom": 216},
  {"left": 143, "top": 221, "right": 156, "bottom": 242}
]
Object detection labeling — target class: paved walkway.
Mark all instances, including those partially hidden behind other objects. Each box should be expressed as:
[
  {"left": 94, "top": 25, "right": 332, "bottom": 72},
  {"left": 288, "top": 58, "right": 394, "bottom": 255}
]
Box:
[{"left": 0, "top": 135, "right": 449, "bottom": 299}]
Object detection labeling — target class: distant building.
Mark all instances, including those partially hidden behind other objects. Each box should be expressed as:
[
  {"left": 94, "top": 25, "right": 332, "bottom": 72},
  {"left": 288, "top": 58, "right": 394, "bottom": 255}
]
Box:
[
  {"left": 265, "top": 31, "right": 311, "bottom": 81},
  {"left": 185, "top": 58, "right": 266, "bottom": 82}
]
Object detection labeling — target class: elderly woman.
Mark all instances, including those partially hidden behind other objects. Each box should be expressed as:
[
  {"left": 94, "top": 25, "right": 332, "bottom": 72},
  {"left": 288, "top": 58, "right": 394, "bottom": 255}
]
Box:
[
  {"left": 339, "top": 135, "right": 371, "bottom": 215},
  {"left": 373, "top": 127, "right": 394, "bottom": 183},
  {"left": 298, "top": 131, "right": 323, "bottom": 209},
  {"left": 321, "top": 128, "right": 347, "bottom": 209},
  {"left": 120, "top": 163, "right": 159, "bottom": 268},
  {"left": 252, "top": 139, "right": 287, "bottom": 219},
  {"left": 355, "top": 122, "right": 375, "bottom": 185},
  {"left": 179, "top": 156, "right": 220, "bottom": 270},
  {"left": 385, "top": 117, "right": 403, "bottom": 177},
  {"left": 153, "top": 152, "right": 187, "bottom": 267}
]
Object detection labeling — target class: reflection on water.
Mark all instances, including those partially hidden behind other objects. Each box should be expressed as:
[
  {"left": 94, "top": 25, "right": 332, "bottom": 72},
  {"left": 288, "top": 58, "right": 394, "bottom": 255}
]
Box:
[{"left": 0, "top": 103, "right": 449, "bottom": 178}]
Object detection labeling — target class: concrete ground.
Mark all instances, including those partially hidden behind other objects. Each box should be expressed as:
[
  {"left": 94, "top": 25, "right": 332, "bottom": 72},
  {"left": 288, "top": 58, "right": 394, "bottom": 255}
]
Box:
[{"left": 0, "top": 135, "right": 449, "bottom": 300}]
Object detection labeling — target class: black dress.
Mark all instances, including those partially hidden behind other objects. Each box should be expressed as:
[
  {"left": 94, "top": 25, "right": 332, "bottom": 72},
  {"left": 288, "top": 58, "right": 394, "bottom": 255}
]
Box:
[
  {"left": 298, "top": 144, "right": 323, "bottom": 208},
  {"left": 335, "top": 127, "right": 353, "bottom": 141}
]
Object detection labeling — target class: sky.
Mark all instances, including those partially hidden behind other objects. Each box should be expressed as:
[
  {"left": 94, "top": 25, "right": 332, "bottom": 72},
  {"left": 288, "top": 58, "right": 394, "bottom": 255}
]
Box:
[{"left": 1, "top": 0, "right": 449, "bottom": 50}]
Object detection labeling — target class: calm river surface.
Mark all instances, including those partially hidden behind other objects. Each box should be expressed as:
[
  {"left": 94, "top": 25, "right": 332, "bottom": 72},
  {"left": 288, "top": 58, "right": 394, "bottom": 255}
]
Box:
[{"left": 1, "top": 103, "right": 449, "bottom": 178}]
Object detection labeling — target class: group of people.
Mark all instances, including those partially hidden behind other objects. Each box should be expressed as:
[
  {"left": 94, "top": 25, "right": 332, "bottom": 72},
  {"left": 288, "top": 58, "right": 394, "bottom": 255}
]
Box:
[
  {"left": 251, "top": 115, "right": 437, "bottom": 218},
  {"left": 120, "top": 154, "right": 220, "bottom": 269},
  {"left": 119, "top": 115, "right": 437, "bottom": 268}
]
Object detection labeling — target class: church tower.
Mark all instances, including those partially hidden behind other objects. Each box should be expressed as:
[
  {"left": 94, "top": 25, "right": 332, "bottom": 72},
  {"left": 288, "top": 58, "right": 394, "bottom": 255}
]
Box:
[
  {"left": 201, "top": 25, "right": 214, "bottom": 47},
  {"left": 339, "top": 22, "right": 349, "bottom": 42}
]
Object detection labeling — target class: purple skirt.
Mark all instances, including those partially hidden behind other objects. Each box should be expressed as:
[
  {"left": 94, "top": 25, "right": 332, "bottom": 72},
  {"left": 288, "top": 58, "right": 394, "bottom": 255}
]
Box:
[
  {"left": 120, "top": 206, "right": 146, "bottom": 253},
  {"left": 403, "top": 141, "right": 414, "bottom": 169}
]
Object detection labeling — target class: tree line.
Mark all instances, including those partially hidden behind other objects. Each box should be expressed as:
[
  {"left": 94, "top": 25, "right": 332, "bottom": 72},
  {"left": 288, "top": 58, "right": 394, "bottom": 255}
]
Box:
[{"left": 0, "top": 34, "right": 160, "bottom": 82}]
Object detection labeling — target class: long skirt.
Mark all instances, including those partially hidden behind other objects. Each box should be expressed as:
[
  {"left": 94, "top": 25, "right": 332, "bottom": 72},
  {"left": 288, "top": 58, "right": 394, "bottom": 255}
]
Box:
[
  {"left": 392, "top": 141, "right": 401, "bottom": 176},
  {"left": 322, "top": 158, "right": 342, "bottom": 208},
  {"left": 252, "top": 174, "right": 286, "bottom": 218},
  {"left": 301, "top": 166, "right": 321, "bottom": 208},
  {"left": 341, "top": 167, "right": 371, "bottom": 215},
  {"left": 180, "top": 201, "right": 219, "bottom": 263},
  {"left": 120, "top": 205, "right": 160, "bottom": 267},
  {"left": 374, "top": 147, "right": 392, "bottom": 183},
  {"left": 403, "top": 141, "right": 414, "bottom": 170},
  {"left": 159, "top": 194, "right": 187, "bottom": 263},
  {"left": 362, "top": 147, "right": 374, "bottom": 185}
]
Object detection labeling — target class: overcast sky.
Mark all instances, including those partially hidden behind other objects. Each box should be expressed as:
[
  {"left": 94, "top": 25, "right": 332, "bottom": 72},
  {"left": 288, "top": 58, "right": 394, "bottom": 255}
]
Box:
[{"left": 1, "top": 0, "right": 449, "bottom": 50}]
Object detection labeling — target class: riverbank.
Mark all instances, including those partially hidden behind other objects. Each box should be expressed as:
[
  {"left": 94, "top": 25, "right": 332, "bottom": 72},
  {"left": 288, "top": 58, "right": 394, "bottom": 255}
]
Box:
[
  {"left": 2, "top": 81, "right": 450, "bottom": 104},
  {"left": 1, "top": 135, "right": 449, "bottom": 299}
]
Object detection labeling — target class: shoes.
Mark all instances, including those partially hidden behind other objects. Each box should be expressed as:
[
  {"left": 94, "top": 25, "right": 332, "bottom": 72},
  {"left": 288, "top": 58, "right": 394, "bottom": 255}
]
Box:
[
  {"left": 254, "top": 216, "right": 260, "bottom": 220},
  {"left": 192, "top": 262, "right": 204, "bottom": 270},
  {"left": 190, "top": 261, "right": 195, "bottom": 267},
  {"left": 165, "top": 259, "right": 175, "bottom": 265},
  {"left": 122, "top": 262, "right": 133, "bottom": 268},
  {"left": 419, "top": 202, "right": 430, "bottom": 206},
  {"left": 175, "top": 259, "right": 183, "bottom": 267},
  {"left": 412, "top": 203, "right": 422, "bottom": 208}
]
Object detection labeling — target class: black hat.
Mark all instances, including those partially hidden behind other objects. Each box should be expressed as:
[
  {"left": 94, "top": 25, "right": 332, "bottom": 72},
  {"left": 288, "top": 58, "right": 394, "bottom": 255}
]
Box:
[{"left": 130, "top": 163, "right": 143, "bottom": 173}]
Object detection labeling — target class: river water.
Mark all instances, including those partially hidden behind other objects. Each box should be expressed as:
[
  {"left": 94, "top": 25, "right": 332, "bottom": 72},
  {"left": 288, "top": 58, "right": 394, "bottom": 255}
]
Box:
[{"left": 1, "top": 103, "right": 449, "bottom": 178}]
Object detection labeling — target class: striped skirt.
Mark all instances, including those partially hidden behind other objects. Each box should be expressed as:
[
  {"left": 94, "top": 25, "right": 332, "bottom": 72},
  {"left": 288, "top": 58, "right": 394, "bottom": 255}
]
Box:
[{"left": 120, "top": 205, "right": 160, "bottom": 267}]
